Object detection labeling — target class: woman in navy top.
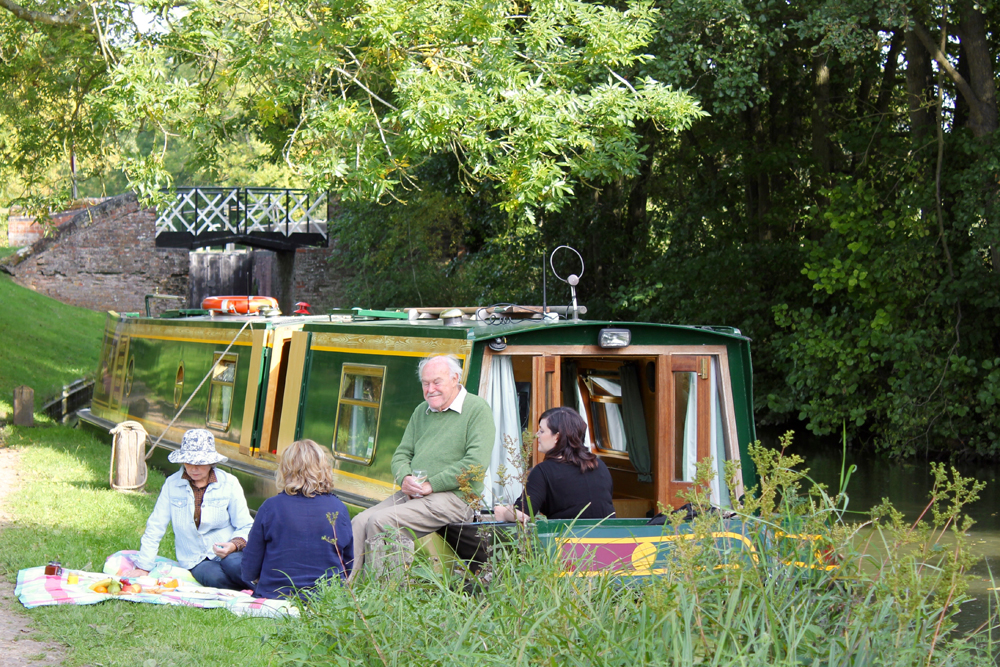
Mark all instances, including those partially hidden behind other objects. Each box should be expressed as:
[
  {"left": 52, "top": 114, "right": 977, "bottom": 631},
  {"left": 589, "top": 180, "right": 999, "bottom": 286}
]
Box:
[
  {"left": 494, "top": 407, "right": 615, "bottom": 522},
  {"left": 242, "top": 439, "right": 353, "bottom": 599}
]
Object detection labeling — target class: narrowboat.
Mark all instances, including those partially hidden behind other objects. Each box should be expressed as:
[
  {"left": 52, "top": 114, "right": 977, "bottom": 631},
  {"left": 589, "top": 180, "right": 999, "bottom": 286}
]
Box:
[{"left": 79, "top": 302, "right": 758, "bottom": 522}]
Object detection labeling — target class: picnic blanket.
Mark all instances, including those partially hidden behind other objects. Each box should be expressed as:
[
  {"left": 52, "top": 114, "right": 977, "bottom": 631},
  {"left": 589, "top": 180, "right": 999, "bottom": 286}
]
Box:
[{"left": 15, "top": 551, "right": 298, "bottom": 618}]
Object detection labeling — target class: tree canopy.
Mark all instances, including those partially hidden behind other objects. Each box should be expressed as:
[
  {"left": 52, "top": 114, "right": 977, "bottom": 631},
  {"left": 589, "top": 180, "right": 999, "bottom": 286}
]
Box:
[
  {"left": 1, "top": 0, "right": 706, "bottom": 211},
  {"left": 5, "top": 0, "right": 1000, "bottom": 458}
]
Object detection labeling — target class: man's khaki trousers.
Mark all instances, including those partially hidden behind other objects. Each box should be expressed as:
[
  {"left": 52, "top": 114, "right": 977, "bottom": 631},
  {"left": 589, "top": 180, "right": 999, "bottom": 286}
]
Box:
[{"left": 350, "top": 490, "right": 473, "bottom": 579}]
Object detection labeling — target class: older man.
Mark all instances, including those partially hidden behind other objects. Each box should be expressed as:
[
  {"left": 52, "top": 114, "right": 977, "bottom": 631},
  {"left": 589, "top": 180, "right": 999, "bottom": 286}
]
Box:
[{"left": 350, "top": 354, "right": 495, "bottom": 577}]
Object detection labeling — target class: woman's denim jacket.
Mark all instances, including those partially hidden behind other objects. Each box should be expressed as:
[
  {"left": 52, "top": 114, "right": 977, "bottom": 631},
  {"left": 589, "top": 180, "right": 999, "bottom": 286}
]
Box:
[{"left": 136, "top": 467, "right": 254, "bottom": 571}]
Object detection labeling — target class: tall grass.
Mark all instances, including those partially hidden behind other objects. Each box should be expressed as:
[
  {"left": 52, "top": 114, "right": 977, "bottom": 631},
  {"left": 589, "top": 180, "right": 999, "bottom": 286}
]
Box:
[
  {"left": 275, "top": 433, "right": 998, "bottom": 666},
  {"left": 2, "top": 420, "right": 996, "bottom": 665},
  {"left": 0, "top": 273, "right": 106, "bottom": 417}
]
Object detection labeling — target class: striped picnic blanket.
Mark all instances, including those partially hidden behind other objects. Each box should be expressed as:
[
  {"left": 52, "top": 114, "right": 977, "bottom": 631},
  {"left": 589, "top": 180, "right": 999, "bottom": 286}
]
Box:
[{"left": 15, "top": 551, "right": 298, "bottom": 618}]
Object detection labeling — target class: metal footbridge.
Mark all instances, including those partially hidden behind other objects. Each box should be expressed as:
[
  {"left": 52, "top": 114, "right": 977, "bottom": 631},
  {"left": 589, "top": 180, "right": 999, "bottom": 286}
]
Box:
[{"left": 154, "top": 187, "right": 330, "bottom": 251}]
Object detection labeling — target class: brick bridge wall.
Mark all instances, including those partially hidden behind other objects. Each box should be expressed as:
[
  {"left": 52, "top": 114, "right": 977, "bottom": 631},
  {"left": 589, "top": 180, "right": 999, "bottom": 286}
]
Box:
[{"left": 1, "top": 193, "right": 349, "bottom": 314}]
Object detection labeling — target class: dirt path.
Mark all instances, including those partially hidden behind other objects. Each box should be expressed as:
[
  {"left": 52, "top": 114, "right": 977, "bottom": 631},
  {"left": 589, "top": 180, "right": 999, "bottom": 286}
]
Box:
[{"left": 0, "top": 445, "right": 68, "bottom": 666}]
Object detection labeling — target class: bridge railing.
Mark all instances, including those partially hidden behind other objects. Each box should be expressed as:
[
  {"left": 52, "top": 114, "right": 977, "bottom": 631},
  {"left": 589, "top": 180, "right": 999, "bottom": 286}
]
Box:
[{"left": 155, "top": 187, "right": 330, "bottom": 240}]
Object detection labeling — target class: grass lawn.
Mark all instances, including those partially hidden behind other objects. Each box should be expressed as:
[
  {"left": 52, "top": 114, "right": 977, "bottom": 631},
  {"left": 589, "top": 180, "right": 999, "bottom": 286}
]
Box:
[
  {"left": 0, "top": 424, "right": 286, "bottom": 667},
  {"left": 0, "top": 273, "right": 106, "bottom": 418}
]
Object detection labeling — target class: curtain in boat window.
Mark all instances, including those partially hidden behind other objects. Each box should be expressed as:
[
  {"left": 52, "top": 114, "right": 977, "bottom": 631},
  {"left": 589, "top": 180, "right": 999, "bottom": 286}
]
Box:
[
  {"left": 561, "top": 361, "right": 579, "bottom": 413},
  {"left": 678, "top": 371, "right": 698, "bottom": 483},
  {"left": 574, "top": 381, "right": 594, "bottom": 451},
  {"left": 619, "top": 363, "right": 653, "bottom": 483},
  {"left": 483, "top": 356, "right": 524, "bottom": 507},
  {"left": 711, "top": 358, "right": 732, "bottom": 507}
]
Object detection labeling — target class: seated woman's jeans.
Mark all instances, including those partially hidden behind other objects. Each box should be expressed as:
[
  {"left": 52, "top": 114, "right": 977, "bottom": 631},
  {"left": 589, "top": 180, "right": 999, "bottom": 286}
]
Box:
[{"left": 190, "top": 552, "right": 250, "bottom": 591}]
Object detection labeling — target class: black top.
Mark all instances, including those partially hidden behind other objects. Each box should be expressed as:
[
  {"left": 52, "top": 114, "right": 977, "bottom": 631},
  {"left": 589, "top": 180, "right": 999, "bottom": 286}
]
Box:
[{"left": 514, "top": 458, "right": 615, "bottom": 520}]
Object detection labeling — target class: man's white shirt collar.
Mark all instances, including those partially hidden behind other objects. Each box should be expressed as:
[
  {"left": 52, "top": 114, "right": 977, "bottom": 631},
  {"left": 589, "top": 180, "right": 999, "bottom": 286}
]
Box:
[{"left": 427, "top": 385, "right": 467, "bottom": 414}]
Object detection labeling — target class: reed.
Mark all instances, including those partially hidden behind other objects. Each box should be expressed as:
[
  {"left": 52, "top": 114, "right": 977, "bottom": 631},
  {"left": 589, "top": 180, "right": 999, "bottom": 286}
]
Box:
[
  {"left": 276, "top": 433, "right": 997, "bottom": 666},
  {"left": 1, "top": 423, "right": 994, "bottom": 665}
]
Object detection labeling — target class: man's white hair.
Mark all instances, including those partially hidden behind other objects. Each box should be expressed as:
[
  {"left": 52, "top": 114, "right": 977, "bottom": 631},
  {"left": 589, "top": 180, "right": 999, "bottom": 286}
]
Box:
[{"left": 417, "top": 354, "right": 463, "bottom": 380}]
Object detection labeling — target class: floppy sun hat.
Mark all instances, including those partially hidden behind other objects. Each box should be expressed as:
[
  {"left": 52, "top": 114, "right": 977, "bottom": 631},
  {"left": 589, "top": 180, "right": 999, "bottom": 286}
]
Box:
[{"left": 168, "top": 429, "right": 228, "bottom": 465}]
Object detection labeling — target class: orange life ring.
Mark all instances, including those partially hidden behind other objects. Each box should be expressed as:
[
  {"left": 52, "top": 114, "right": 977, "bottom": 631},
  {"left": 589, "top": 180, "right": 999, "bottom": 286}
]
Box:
[{"left": 201, "top": 295, "right": 280, "bottom": 315}]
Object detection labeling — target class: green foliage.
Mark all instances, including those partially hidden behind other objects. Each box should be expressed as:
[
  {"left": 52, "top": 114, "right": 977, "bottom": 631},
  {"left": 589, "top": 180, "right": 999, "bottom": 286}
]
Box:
[
  {"left": 772, "top": 160, "right": 1000, "bottom": 456},
  {"left": 0, "top": 274, "right": 105, "bottom": 417},
  {"left": 95, "top": 0, "right": 705, "bottom": 215},
  {"left": 273, "top": 433, "right": 996, "bottom": 666},
  {"left": 10, "top": 0, "right": 1000, "bottom": 461},
  {"left": 643, "top": 0, "right": 787, "bottom": 115},
  {"left": 331, "top": 155, "right": 511, "bottom": 308}
]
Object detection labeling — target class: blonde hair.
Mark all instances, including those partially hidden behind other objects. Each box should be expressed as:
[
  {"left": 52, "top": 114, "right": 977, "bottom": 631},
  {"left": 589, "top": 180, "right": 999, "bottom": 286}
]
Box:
[{"left": 276, "top": 439, "right": 335, "bottom": 497}]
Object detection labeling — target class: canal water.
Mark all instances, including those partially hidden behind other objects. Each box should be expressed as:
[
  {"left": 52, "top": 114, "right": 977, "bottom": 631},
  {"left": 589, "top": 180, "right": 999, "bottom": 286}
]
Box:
[{"left": 768, "top": 428, "right": 1000, "bottom": 634}]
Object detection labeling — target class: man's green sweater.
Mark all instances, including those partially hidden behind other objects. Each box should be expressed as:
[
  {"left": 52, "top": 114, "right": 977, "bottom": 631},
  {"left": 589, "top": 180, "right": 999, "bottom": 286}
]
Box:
[{"left": 391, "top": 391, "right": 496, "bottom": 495}]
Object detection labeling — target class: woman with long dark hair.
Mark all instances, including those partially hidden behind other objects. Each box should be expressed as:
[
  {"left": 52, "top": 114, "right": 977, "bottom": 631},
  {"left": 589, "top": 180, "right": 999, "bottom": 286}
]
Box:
[{"left": 494, "top": 406, "right": 615, "bottom": 522}]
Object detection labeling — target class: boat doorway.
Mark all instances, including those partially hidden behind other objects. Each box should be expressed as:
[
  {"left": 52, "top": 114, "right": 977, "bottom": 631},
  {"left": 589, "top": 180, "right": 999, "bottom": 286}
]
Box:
[{"left": 479, "top": 347, "right": 743, "bottom": 517}]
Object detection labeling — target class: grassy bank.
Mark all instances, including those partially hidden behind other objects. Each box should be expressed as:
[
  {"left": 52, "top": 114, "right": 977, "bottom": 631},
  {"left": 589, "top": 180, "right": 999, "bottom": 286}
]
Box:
[
  {"left": 0, "top": 424, "right": 284, "bottom": 667},
  {"left": 2, "top": 422, "right": 998, "bottom": 666},
  {"left": 0, "top": 274, "right": 106, "bottom": 417}
]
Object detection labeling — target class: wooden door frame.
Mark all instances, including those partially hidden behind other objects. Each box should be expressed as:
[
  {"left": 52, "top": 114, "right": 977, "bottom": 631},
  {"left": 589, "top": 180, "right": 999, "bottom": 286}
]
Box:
[{"left": 480, "top": 345, "right": 744, "bottom": 508}]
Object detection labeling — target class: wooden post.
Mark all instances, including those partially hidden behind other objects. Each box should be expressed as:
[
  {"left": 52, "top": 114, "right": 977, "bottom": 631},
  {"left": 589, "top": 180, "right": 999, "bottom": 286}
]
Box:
[{"left": 13, "top": 386, "right": 33, "bottom": 427}]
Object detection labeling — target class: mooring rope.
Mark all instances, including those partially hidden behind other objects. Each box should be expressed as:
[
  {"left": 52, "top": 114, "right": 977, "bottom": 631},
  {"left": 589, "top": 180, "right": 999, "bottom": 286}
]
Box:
[{"left": 144, "top": 319, "right": 255, "bottom": 461}]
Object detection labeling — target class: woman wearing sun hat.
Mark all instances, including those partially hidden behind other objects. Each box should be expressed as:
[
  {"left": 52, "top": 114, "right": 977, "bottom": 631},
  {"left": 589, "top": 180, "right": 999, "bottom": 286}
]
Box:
[{"left": 124, "top": 429, "right": 254, "bottom": 590}]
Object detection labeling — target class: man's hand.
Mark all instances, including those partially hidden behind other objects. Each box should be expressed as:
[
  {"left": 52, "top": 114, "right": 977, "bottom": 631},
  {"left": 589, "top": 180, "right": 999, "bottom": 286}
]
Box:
[
  {"left": 401, "top": 475, "right": 433, "bottom": 499},
  {"left": 212, "top": 542, "right": 237, "bottom": 558},
  {"left": 124, "top": 568, "right": 149, "bottom": 578}
]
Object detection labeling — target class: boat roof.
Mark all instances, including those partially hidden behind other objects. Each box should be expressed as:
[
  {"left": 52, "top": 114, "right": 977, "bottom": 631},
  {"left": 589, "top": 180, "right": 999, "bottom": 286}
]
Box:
[
  {"left": 314, "top": 317, "right": 751, "bottom": 344},
  {"left": 121, "top": 305, "right": 750, "bottom": 344}
]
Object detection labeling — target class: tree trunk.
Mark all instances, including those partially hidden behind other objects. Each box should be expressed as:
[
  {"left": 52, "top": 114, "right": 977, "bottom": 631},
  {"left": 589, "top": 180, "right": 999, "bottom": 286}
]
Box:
[
  {"left": 905, "top": 30, "right": 934, "bottom": 142},
  {"left": 626, "top": 121, "right": 654, "bottom": 248},
  {"left": 954, "top": 41, "right": 971, "bottom": 130},
  {"left": 743, "top": 107, "right": 757, "bottom": 240},
  {"left": 957, "top": 5, "right": 998, "bottom": 137},
  {"left": 911, "top": 8, "right": 997, "bottom": 139},
  {"left": 874, "top": 31, "right": 902, "bottom": 118},
  {"left": 812, "top": 53, "right": 832, "bottom": 177}
]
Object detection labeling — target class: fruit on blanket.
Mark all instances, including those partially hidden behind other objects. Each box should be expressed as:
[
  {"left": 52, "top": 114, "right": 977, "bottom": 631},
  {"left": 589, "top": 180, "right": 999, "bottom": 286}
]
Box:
[
  {"left": 163, "top": 579, "right": 179, "bottom": 589},
  {"left": 107, "top": 581, "right": 122, "bottom": 595},
  {"left": 88, "top": 578, "right": 113, "bottom": 592},
  {"left": 126, "top": 584, "right": 141, "bottom": 594}
]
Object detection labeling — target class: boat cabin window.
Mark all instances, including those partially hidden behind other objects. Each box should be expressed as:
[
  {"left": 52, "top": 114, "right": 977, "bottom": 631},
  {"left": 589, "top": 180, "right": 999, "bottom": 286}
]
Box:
[
  {"left": 124, "top": 357, "right": 135, "bottom": 398},
  {"left": 332, "top": 364, "right": 385, "bottom": 465},
  {"left": 206, "top": 353, "right": 238, "bottom": 430},
  {"left": 580, "top": 373, "right": 626, "bottom": 454},
  {"left": 174, "top": 363, "right": 184, "bottom": 410},
  {"left": 108, "top": 334, "right": 131, "bottom": 410}
]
